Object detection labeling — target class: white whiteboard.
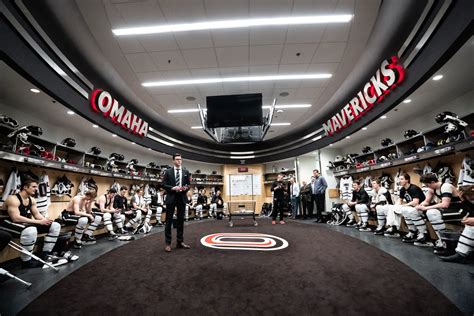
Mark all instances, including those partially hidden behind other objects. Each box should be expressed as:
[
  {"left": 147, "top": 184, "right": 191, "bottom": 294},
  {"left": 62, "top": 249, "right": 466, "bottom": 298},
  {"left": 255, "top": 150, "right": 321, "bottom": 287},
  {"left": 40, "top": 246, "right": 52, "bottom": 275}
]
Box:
[{"left": 226, "top": 174, "right": 261, "bottom": 196}]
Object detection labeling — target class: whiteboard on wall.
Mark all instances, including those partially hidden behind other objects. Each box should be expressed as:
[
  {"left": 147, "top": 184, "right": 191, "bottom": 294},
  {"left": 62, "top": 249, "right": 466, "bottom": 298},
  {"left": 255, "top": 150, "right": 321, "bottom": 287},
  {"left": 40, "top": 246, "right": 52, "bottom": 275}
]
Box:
[{"left": 226, "top": 174, "right": 261, "bottom": 196}]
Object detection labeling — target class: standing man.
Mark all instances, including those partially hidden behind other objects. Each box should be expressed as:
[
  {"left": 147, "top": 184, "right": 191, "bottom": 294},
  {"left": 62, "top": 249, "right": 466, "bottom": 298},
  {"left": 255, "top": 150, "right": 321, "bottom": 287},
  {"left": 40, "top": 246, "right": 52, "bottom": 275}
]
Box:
[
  {"left": 312, "top": 169, "right": 328, "bottom": 223},
  {"left": 271, "top": 174, "right": 286, "bottom": 225},
  {"left": 300, "top": 181, "right": 312, "bottom": 220},
  {"left": 289, "top": 177, "right": 300, "bottom": 219},
  {"left": 162, "top": 153, "right": 191, "bottom": 252}
]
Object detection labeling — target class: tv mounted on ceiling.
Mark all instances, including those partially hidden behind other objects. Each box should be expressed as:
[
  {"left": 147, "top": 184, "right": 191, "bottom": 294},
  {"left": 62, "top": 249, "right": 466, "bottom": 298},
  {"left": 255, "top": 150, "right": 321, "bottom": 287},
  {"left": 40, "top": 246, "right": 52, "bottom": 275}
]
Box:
[{"left": 206, "top": 93, "right": 263, "bottom": 128}]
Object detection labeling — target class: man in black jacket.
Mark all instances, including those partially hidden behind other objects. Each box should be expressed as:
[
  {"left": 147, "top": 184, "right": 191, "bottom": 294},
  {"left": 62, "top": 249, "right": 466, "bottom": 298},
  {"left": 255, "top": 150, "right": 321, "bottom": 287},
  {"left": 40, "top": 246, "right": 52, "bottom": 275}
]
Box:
[
  {"left": 162, "top": 153, "right": 191, "bottom": 252},
  {"left": 271, "top": 174, "right": 286, "bottom": 225}
]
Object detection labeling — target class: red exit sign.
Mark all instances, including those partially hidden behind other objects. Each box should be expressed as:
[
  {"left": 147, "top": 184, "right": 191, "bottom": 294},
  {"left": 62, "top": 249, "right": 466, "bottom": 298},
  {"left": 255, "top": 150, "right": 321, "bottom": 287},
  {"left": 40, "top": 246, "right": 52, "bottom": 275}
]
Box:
[{"left": 238, "top": 167, "right": 248, "bottom": 172}]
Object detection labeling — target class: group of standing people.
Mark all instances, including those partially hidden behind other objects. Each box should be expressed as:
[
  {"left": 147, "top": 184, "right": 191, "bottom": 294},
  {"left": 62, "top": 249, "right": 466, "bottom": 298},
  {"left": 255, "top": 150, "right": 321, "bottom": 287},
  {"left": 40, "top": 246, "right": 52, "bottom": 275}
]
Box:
[{"left": 271, "top": 169, "right": 328, "bottom": 223}]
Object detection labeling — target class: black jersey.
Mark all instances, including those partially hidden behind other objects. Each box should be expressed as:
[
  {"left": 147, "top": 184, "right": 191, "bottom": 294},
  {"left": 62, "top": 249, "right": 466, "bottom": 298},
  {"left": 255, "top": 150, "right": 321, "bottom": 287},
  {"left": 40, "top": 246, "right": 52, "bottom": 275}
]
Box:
[
  {"left": 351, "top": 188, "right": 370, "bottom": 204},
  {"left": 113, "top": 195, "right": 128, "bottom": 211},
  {"left": 197, "top": 194, "right": 208, "bottom": 205},
  {"left": 271, "top": 181, "right": 285, "bottom": 200},
  {"left": 212, "top": 195, "right": 224, "bottom": 208},
  {"left": 399, "top": 184, "right": 425, "bottom": 203},
  {"left": 15, "top": 193, "right": 32, "bottom": 218}
]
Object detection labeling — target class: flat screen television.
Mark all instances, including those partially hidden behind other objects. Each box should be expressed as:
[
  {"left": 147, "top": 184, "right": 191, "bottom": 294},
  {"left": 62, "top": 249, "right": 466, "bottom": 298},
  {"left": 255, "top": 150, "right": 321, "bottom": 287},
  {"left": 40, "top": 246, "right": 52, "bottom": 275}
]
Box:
[{"left": 206, "top": 93, "right": 263, "bottom": 128}]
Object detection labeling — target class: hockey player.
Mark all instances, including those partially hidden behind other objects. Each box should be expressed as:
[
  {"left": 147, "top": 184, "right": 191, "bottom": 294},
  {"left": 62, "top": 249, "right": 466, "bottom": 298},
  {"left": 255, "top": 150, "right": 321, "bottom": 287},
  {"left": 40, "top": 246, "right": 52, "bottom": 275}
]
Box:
[
  {"left": 397, "top": 173, "right": 427, "bottom": 243},
  {"left": 372, "top": 179, "right": 394, "bottom": 235},
  {"left": 343, "top": 180, "right": 371, "bottom": 231},
  {"left": 150, "top": 188, "right": 165, "bottom": 226},
  {"left": 185, "top": 190, "right": 194, "bottom": 221},
  {"left": 114, "top": 186, "right": 139, "bottom": 233},
  {"left": 62, "top": 189, "right": 100, "bottom": 248},
  {"left": 210, "top": 189, "right": 227, "bottom": 219},
  {"left": 195, "top": 188, "right": 210, "bottom": 220},
  {"left": 415, "top": 173, "right": 462, "bottom": 249},
  {"left": 132, "top": 188, "right": 152, "bottom": 234},
  {"left": 93, "top": 188, "right": 124, "bottom": 240},
  {"left": 0, "top": 177, "right": 61, "bottom": 268}
]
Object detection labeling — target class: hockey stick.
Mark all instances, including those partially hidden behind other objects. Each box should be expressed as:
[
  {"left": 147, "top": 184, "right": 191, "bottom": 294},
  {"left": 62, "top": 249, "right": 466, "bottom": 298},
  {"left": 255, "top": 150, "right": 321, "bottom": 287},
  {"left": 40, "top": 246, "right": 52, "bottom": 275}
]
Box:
[
  {"left": 8, "top": 241, "right": 59, "bottom": 272},
  {"left": 42, "top": 258, "right": 69, "bottom": 269},
  {"left": 0, "top": 268, "right": 32, "bottom": 288}
]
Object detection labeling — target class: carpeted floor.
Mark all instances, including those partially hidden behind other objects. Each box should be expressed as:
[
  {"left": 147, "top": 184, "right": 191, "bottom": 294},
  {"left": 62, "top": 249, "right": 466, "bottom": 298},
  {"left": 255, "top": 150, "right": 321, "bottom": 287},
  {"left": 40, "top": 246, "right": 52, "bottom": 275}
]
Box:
[{"left": 21, "top": 220, "right": 461, "bottom": 315}]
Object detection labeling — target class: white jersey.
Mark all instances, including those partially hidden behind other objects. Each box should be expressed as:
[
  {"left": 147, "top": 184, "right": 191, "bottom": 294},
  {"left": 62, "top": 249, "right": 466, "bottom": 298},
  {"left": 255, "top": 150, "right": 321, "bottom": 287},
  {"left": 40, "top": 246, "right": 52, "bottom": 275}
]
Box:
[
  {"left": 371, "top": 187, "right": 392, "bottom": 205},
  {"left": 143, "top": 184, "right": 151, "bottom": 205},
  {"left": 393, "top": 169, "right": 402, "bottom": 197},
  {"left": 36, "top": 174, "right": 51, "bottom": 216},
  {"left": 339, "top": 176, "right": 353, "bottom": 201},
  {"left": 458, "top": 157, "right": 474, "bottom": 186},
  {"left": 132, "top": 194, "right": 146, "bottom": 209},
  {"left": 1, "top": 169, "right": 21, "bottom": 204},
  {"left": 363, "top": 176, "right": 373, "bottom": 197}
]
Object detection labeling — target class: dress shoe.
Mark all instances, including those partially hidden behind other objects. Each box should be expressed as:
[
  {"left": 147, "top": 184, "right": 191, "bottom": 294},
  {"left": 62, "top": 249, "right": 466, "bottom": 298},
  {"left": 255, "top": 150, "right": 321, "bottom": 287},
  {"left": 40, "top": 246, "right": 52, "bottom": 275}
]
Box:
[
  {"left": 164, "top": 245, "right": 172, "bottom": 252},
  {"left": 272, "top": 220, "right": 276, "bottom": 225},
  {"left": 279, "top": 220, "right": 286, "bottom": 225},
  {"left": 177, "top": 242, "right": 191, "bottom": 249},
  {"left": 440, "top": 252, "right": 467, "bottom": 264}
]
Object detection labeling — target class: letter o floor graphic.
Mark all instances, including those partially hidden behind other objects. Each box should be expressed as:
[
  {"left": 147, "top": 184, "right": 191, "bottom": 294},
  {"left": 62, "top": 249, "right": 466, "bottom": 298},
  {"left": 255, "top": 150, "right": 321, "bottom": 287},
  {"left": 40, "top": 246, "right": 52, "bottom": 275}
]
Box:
[{"left": 200, "top": 233, "right": 289, "bottom": 251}]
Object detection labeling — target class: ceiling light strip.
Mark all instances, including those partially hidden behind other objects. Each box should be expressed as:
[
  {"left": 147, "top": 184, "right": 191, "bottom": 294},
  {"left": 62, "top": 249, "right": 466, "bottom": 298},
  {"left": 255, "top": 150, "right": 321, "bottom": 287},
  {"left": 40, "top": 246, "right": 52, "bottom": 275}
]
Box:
[
  {"left": 262, "top": 104, "right": 312, "bottom": 109},
  {"left": 146, "top": 133, "right": 175, "bottom": 147},
  {"left": 143, "top": 74, "right": 331, "bottom": 87},
  {"left": 113, "top": 15, "right": 353, "bottom": 36}
]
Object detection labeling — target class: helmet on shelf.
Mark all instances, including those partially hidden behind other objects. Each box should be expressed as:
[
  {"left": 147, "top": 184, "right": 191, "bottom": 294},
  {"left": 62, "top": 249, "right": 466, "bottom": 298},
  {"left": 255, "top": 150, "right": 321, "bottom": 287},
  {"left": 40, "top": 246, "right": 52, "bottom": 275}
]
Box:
[
  {"left": 89, "top": 146, "right": 101, "bottom": 155},
  {"left": 381, "top": 138, "right": 393, "bottom": 147},
  {"left": 26, "top": 125, "right": 43, "bottom": 136},
  {"left": 404, "top": 129, "right": 418, "bottom": 139},
  {"left": 362, "top": 146, "right": 372, "bottom": 154},
  {"left": 61, "top": 137, "right": 76, "bottom": 147},
  {"left": 435, "top": 111, "right": 458, "bottom": 124}
]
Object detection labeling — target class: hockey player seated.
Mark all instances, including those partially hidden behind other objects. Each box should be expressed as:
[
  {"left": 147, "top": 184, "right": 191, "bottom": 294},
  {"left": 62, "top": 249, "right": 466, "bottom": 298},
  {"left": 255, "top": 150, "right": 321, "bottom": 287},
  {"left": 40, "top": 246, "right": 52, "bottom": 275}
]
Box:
[
  {"left": 93, "top": 188, "right": 125, "bottom": 240},
  {"left": 371, "top": 179, "right": 394, "bottom": 235},
  {"left": 185, "top": 190, "right": 194, "bottom": 221},
  {"left": 195, "top": 188, "right": 210, "bottom": 220},
  {"left": 210, "top": 189, "right": 227, "bottom": 219},
  {"left": 343, "top": 180, "right": 371, "bottom": 231},
  {"left": 149, "top": 188, "right": 165, "bottom": 226},
  {"left": 131, "top": 188, "right": 152, "bottom": 234},
  {"left": 415, "top": 173, "right": 461, "bottom": 250},
  {"left": 62, "top": 189, "right": 100, "bottom": 248},
  {"left": 0, "top": 177, "right": 60, "bottom": 268}
]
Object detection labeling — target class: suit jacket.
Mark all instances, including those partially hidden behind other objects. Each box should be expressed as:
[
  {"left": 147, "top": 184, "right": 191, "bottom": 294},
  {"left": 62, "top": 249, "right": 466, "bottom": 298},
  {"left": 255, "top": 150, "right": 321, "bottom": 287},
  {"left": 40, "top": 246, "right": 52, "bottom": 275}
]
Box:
[{"left": 162, "top": 167, "right": 191, "bottom": 205}]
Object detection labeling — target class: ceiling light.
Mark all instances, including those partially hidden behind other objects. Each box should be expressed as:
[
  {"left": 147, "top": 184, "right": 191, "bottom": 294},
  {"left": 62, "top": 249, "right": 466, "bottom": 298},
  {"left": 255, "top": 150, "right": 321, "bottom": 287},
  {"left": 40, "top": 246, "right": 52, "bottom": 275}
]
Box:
[
  {"left": 131, "top": 142, "right": 136, "bottom": 145},
  {"left": 380, "top": 115, "right": 387, "bottom": 119},
  {"left": 362, "top": 127, "right": 367, "bottom": 130},
  {"left": 329, "top": 144, "right": 333, "bottom": 146},
  {"left": 30, "top": 88, "right": 40, "bottom": 93},
  {"left": 262, "top": 104, "right": 312, "bottom": 109},
  {"left": 432, "top": 74, "right": 443, "bottom": 81},
  {"left": 148, "top": 148, "right": 152, "bottom": 150},
  {"left": 149, "top": 127, "right": 154, "bottom": 131},
  {"left": 144, "top": 73, "right": 331, "bottom": 87},
  {"left": 92, "top": 124, "right": 99, "bottom": 128},
  {"left": 168, "top": 109, "right": 199, "bottom": 113},
  {"left": 112, "top": 134, "right": 117, "bottom": 137},
  {"left": 191, "top": 126, "right": 203, "bottom": 129},
  {"left": 67, "top": 110, "right": 75, "bottom": 115},
  {"left": 271, "top": 123, "right": 291, "bottom": 126},
  {"left": 403, "top": 99, "right": 412, "bottom": 103},
  {"left": 113, "top": 15, "right": 353, "bottom": 36},
  {"left": 276, "top": 109, "right": 284, "bottom": 113},
  {"left": 345, "top": 136, "right": 350, "bottom": 139},
  {"left": 312, "top": 135, "right": 322, "bottom": 141}
]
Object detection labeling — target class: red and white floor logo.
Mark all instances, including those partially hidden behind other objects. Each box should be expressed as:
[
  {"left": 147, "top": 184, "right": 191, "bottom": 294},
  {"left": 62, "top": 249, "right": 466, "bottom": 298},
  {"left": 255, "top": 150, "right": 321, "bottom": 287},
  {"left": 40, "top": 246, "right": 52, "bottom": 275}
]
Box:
[{"left": 200, "top": 233, "right": 288, "bottom": 251}]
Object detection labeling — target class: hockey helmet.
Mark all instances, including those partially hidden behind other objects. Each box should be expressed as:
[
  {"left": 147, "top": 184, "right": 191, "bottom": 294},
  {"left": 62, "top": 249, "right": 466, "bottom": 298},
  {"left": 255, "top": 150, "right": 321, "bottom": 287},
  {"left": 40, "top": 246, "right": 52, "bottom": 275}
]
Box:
[
  {"left": 0, "top": 114, "right": 19, "bottom": 128},
  {"left": 147, "top": 162, "right": 157, "bottom": 168},
  {"left": 404, "top": 129, "right": 418, "bottom": 139},
  {"left": 89, "top": 146, "right": 102, "bottom": 155},
  {"left": 387, "top": 152, "right": 398, "bottom": 160},
  {"left": 435, "top": 111, "right": 458, "bottom": 124},
  {"left": 444, "top": 122, "right": 459, "bottom": 134},
  {"left": 381, "top": 138, "right": 393, "bottom": 147},
  {"left": 129, "top": 158, "right": 138, "bottom": 164},
  {"left": 61, "top": 137, "right": 76, "bottom": 147},
  {"left": 377, "top": 155, "right": 388, "bottom": 163},
  {"left": 29, "top": 144, "right": 45, "bottom": 157},
  {"left": 425, "top": 142, "right": 435, "bottom": 151},
  {"left": 26, "top": 125, "right": 43, "bottom": 136},
  {"left": 362, "top": 146, "right": 372, "bottom": 154}
]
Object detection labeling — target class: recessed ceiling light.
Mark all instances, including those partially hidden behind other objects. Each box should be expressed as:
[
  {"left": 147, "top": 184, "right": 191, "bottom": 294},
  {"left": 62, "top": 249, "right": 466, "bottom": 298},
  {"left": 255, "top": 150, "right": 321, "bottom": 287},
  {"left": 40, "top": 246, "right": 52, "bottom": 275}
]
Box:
[
  {"left": 143, "top": 73, "right": 331, "bottom": 87},
  {"left": 168, "top": 109, "right": 199, "bottom": 113},
  {"left": 270, "top": 122, "right": 291, "bottom": 126},
  {"left": 191, "top": 126, "right": 203, "bottom": 129},
  {"left": 262, "top": 104, "right": 311, "bottom": 109},
  {"left": 131, "top": 142, "right": 136, "bottom": 145},
  {"left": 380, "top": 115, "right": 387, "bottom": 119},
  {"left": 112, "top": 134, "right": 117, "bottom": 137},
  {"left": 30, "top": 88, "right": 40, "bottom": 93},
  {"left": 432, "top": 74, "right": 443, "bottom": 81},
  {"left": 67, "top": 110, "right": 75, "bottom": 115},
  {"left": 148, "top": 148, "right": 152, "bottom": 150},
  {"left": 276, "top": 109, "right": 284, "bottom": 113},
  {"left": 92, "top": 124, "right": 99, "bottom": 128},
  {"left": 329, "top": 144, "right": 333, "bottom": 146},
  {"left": 149, "top": 127, "right": 154, "bottom": 131},
  {"left": 362, "top": 127, "right": 367, "bottom": 130},
  {"left": 112, "top": 15, "right": 353, "bottom": 36},
  {"left": 403, "top": 99, "right": 412, "bottom": 103},
  {"left": 186, "top": 96, "right": 196, "bottom": 101},
  {"left": 346, "top": 136, "right": 350, "bottom": 139}
]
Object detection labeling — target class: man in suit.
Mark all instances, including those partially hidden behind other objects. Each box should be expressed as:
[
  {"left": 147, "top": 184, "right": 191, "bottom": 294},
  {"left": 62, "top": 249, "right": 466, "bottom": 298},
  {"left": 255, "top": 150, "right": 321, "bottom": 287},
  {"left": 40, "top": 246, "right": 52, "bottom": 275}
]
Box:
[{"left": 162, "top": 153, "right": 191, "bottom": 252}]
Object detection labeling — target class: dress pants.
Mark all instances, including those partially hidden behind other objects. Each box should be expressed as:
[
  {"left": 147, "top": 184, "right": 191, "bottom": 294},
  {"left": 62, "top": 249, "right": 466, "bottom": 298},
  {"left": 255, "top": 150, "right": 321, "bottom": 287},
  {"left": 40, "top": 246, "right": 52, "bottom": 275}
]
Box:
[{"left": 165, "top": 199, "right": 185, "bottom": 245}]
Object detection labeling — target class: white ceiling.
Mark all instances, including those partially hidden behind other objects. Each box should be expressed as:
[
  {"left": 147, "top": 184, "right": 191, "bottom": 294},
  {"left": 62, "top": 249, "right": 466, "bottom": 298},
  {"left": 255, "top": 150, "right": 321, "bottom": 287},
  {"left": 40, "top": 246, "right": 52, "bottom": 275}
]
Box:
[{"left": 77, "top": 0, "right": 380, "bottom": 140}]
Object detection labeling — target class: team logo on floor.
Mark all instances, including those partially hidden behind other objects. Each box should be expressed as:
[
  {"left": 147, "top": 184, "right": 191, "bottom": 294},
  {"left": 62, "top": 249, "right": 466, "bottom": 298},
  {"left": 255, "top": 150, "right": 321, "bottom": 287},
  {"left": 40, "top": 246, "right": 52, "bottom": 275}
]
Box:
[{"left": 200, "top": 233, "right": 288, "bottom": 251}]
